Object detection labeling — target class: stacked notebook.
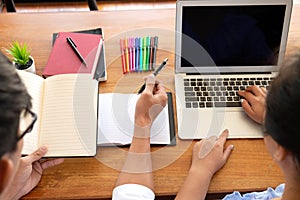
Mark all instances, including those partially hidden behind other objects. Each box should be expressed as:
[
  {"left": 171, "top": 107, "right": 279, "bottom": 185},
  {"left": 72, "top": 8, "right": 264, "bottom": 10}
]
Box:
[{"left": 43, "top": 28, "right": 107, "bottom": 81}]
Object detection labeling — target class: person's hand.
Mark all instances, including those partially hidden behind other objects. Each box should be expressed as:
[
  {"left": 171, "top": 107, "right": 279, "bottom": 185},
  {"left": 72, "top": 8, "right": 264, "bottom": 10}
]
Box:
[
  {"left": 6, "top": 146, "right": 64, "bottom": 199},
  {"left": 135, "top": 75, "right": 168, "bottom": 128},
  {"left": 238, "top": 85, "right": 267, "bottom": 124},
  {"left": 190, "top": 130, "right": 233, "bottom": 177}
]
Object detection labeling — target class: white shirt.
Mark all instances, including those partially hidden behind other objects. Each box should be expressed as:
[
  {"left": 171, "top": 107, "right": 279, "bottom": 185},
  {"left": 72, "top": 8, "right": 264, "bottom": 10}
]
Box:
[{"left": 112, "top": 184, "right": 155, "bottom": 200}]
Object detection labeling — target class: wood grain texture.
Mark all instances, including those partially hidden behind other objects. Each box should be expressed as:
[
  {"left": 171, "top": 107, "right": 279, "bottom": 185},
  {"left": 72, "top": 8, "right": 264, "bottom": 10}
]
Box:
[{"left": 1, "top": 5, "right": 299, "bottom": 199}]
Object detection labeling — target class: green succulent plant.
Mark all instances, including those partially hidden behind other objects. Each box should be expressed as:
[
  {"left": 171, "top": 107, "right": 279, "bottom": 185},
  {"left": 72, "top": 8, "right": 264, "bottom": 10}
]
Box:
[{"left": 7, "top": 41, "right": 31, "bottom": 69}]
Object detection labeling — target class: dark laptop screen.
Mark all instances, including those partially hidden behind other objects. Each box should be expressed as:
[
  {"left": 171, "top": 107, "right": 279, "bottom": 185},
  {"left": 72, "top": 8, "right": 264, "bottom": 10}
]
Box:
[{"left": 181, "top": 5, "right": 286, "bottom": 67}]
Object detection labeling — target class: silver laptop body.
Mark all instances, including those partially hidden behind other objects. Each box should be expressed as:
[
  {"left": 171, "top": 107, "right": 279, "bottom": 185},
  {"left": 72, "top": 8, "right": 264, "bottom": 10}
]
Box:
[{"left": 174, "top": 0, "right": 293, "bottom": 139}]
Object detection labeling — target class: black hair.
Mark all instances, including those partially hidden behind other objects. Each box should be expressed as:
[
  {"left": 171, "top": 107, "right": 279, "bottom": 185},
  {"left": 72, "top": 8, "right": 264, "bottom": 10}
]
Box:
[
  {"left": 265, "top": 51, "right": 300, "bottom": 166},
  {"left": 0, "top": 52, "right": 32, "bottom": 158}
]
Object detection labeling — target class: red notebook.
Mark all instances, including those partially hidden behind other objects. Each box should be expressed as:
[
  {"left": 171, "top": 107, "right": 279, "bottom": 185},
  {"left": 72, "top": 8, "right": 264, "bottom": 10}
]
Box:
[{"left": 43, "top": 32, "right": 103, "bottom": 77}]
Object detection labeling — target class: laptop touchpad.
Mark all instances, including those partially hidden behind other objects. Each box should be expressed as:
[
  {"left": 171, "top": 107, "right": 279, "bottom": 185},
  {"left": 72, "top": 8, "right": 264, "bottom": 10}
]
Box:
[{"left": 216, "top": 111, "right": 262, "bottom": 138}]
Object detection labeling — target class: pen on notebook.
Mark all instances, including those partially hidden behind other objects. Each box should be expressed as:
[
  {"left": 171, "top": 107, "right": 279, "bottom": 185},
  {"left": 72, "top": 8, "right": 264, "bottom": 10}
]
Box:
[
  {"left": 137, "top": 58, "right": 168, "bottom": 94},
  {"left": 66, "top": 37, "right": 87, "bottom": 67}
]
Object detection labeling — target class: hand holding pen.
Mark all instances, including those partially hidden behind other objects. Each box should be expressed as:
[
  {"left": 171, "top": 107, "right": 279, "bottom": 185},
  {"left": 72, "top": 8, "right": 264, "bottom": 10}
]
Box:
[
  {"left": 137, "top": 58, "right": 168, "bottom": 94},
  {"left": 135, "top": 74, "right": 168, "bottom": 127}
]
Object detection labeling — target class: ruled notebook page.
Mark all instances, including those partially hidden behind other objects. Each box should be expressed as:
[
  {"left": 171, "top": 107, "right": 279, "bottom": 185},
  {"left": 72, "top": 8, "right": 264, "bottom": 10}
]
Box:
[
  {"left": 98, "top": 93, "right": 170, "bottom": 146},
  {"left": 17, "top": 70, "right": 44, "bottom": 155},
  {"left": 40, "top": 74, "right": 98, "bottom": 157}
]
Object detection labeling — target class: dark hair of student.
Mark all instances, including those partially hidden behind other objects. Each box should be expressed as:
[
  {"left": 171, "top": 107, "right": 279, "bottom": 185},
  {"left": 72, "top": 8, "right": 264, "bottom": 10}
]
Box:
[
  {"left": 0, "top": 52, "right": 32, "bottom": 158},
  {"left": 265, "top": 51, "right": 300, "bottom": 167}
]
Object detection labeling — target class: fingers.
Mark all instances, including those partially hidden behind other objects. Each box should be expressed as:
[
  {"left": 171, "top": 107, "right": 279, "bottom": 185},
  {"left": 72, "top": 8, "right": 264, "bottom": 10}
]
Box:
[
  {"left": 260, "top": 87, "right": 267, "bottom": 94},
  {"left": 239, "top": 85, "right": 266, "bottom": 105},
  {"left": 144, "top": 75, "right": 156, "bottom": 94},
  {"left": 217, "top": 129, "right": 229, "bottom": 145},
  {"left": 241, "top": 98, "right": 256, "bottom": 117},
  {"left": 143, "top": 75, "right": 166, "bottom": 94},
  {"left": 218, "top": 130, "right": 233, "bottom": 160},
  {"left": 239, "top": 85, "right": 266, "bottom": 97},
  {"left": 22, "top": 146, "right": 48, "bottom": 164},
  {"left": 223, "top": 144, "right": 234, "bottom": 161},
  {"left": 41, "top": 158, "right": 64, "bottom": 170},
  {"left": 245, "top": 85, "right": 262, "bottom": 96},
  {"left": 143, "top": 75, "right": 167, "bottom": 100},
  {"left": 154, "top": 82, "right": 166, "bottom": 95}
]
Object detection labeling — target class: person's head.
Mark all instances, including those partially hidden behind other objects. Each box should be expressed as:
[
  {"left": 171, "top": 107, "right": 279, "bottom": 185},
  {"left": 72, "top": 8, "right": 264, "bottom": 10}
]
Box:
[
  {"left": 264, "top": 51, "right": 300, "bottom": 174},
  {"left": 0, "top": 51, "right": 32, "bottom": 195}
]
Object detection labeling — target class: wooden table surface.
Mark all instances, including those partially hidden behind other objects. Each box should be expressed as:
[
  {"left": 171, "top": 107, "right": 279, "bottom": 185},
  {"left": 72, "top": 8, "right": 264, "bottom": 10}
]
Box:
[{"left": 0, "top": 5, "right": 299, "bottom": 199}]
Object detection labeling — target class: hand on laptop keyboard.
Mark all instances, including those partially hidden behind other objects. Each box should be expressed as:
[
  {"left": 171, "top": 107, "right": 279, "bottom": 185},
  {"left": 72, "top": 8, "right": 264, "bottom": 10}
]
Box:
[{"left": 238, "top": 85, "right": 267, "bottom": 124}]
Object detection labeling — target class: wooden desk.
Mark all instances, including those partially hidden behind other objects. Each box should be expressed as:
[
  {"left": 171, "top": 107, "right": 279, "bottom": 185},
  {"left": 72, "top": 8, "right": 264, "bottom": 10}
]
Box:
[{"left": 1, "top": 5, "right": 299, "bottom": 199}]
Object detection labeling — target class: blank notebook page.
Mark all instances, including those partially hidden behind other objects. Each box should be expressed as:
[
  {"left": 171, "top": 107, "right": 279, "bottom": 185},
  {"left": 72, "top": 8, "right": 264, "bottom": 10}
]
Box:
[{"left": 98, "top": 93, "right": 170, "bottom": 145}]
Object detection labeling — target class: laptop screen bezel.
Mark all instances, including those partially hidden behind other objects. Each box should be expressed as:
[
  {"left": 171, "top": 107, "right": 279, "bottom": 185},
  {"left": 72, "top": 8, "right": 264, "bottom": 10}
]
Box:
[{"left": 175, "top": 0, "right": 293, "bottom": 74}]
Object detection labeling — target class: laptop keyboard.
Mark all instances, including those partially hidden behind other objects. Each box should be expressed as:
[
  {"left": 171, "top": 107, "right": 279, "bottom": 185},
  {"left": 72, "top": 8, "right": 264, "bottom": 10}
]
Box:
[{"left": 184, "top": 77, "right": 273, "bottom": 108}]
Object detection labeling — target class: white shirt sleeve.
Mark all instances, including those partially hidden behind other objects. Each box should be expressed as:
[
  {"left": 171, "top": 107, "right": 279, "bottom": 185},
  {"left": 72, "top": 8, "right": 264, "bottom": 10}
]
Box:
[{"left": 112, "top": 184, "right": 155, "bottom": 200}]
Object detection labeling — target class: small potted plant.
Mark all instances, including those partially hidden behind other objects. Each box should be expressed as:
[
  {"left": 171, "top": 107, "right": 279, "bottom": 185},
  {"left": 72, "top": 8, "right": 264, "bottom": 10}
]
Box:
[{"left": 7, "top": 41, "right": 36, "bottom": 73}]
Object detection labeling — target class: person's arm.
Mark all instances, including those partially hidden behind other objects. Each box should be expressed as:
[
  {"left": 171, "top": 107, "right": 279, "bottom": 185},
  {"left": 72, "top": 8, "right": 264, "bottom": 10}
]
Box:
[
  {"left": 115, "top": 75, "right": 167, "bottom": 191},
  {"left": 175, "top": 130, "right": 233, "bottom": 200},
  {"left": 238, "top": 85, "right": 267, "bottom": 124},
  {"left": 3, "top": 146, "right": 64, "bottom": 200}
]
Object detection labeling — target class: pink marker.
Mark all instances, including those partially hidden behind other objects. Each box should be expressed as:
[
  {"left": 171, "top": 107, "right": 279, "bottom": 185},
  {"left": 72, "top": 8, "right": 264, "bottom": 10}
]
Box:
[
  {"left": 128, "top": 38, "right": 132, "bottom": 71},
  {"left": 120, "top": 39, "right": 126, "bottom": 73}
]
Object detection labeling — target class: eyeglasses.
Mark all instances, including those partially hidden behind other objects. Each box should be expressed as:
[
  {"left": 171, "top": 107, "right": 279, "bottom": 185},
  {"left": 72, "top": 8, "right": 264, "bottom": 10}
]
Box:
[{"left": 17, "top": 109, "right": 37, "bottom": 142}]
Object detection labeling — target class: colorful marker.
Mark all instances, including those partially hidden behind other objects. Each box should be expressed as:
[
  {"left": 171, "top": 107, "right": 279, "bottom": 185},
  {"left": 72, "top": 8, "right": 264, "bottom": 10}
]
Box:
[
  {"left": 146, "top": 36, "right": 151, "bottom": 70},
  {"left": 120, "top": 36, "right": 158, "bottom": 73},
  {"left": 139, "top": 37, "right": 143, "bottom": 71},
  {"left": 135, "top": 37, "right": 139, "bottom": 70},
  {"left": 149, "top": 37, "right": 154, "bottom": 70},
  {"left": 120, "top": 39, "right": 126, "bottom": 73},
  {"left": 124, "top": 38, "right": 130, "bottom": 72},
  {"left": 143, "top": 37, "right": 147, "bottom": 70},
  {"left": 152, "top": 36, "right": 158, "bottom": 69}
]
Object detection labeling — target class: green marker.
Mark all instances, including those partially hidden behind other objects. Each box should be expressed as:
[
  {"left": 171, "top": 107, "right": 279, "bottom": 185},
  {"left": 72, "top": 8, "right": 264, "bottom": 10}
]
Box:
[
  {"left": 143, "top": 37, "right": 147, "bottom": 71},
  {"left": 145, "top": 36, "right": 150, "bottom": 70}
]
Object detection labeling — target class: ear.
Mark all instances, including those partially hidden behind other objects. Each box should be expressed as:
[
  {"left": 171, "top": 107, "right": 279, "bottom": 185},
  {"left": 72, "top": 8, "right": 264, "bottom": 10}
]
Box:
[
  {"left": 272, "top": 142, "right": 287, "bottom": 162},
  {"left": 0, "top": 157, "right": 14, "bottom": 194}
]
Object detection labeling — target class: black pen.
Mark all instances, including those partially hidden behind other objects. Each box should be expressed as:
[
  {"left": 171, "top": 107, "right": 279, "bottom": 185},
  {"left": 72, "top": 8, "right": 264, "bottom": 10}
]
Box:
[
  {"left": 137, "top": 58, "right": 168, "bottom": 94},
  {"left": 66, "top": 37, "right": 87, "bottom": 67}
]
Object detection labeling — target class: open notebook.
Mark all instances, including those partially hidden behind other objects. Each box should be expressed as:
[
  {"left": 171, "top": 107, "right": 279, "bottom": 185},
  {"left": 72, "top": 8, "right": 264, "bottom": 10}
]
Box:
[
  {"left": 97, "top": 93, "right": 175, "bottom": 146},
  {"left": 18, "top": 70, "right": 98, "bottom": 157}
]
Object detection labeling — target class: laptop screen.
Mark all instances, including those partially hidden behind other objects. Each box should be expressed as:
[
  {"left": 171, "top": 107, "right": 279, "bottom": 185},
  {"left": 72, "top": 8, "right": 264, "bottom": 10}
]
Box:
[{"left": 175, "top": 1, "right": 292, "bottom": 73}]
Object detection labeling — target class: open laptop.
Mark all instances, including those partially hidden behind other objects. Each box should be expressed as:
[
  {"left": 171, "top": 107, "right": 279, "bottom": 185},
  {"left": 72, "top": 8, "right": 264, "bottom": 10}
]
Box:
[{"left": 175, "top": 0, "right": 292, "bottom": 139}]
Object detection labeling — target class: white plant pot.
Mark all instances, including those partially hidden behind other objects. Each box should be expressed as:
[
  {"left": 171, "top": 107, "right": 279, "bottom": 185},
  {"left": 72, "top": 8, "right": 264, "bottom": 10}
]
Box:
[{"left": 13, "top": 56, "right": 36, "bottom": 74}]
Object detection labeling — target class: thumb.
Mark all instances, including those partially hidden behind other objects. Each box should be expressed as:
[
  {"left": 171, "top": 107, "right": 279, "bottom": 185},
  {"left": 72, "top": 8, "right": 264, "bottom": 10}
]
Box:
[
  {"left": 223, "top": 144, "right": 234, "bottom": 161},
  {"left": 23, "top": 146, "right": 48, "bottom": 164}
]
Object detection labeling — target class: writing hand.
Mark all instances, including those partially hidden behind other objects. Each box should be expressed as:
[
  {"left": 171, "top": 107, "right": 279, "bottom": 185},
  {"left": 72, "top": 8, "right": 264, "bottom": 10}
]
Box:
[
  {"left": 238, "top": 85, "right": 267, "bottom": 124},
  {"left": 134, "top": 74, "right": 167, "bottom": 128}
]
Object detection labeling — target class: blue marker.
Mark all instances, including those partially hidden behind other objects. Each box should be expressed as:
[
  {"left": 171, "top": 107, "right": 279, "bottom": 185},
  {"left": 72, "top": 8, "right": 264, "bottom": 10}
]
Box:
[{"left": 139, "top": 37, "right": 143, "bottom": 71}]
